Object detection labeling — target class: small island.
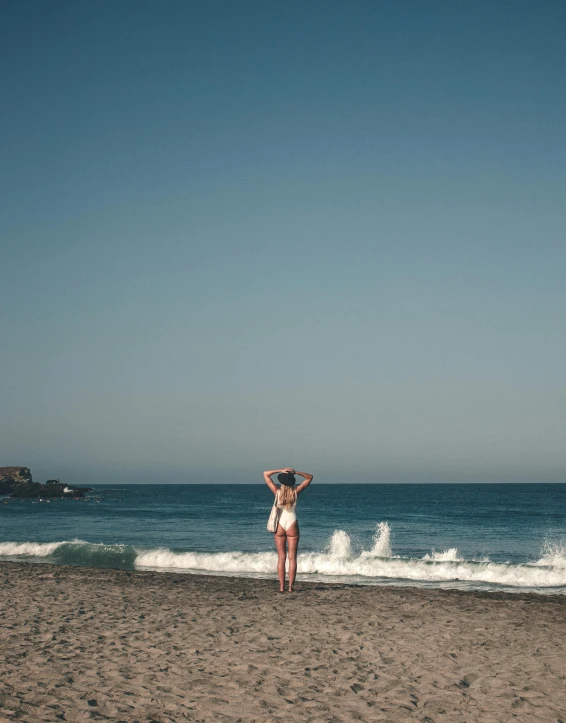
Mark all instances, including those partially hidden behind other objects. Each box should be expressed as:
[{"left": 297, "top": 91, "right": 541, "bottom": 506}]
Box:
[{"left": 0, "top": 467, "right": 92, "bottom": 499}]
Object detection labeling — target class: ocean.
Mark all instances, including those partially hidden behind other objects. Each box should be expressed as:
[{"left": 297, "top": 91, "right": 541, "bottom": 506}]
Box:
[{"left": 1, "top": 483, "right": 566, "bottom": 594}]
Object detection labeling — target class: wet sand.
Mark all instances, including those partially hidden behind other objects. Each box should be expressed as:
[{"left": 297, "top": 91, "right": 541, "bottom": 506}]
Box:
[{"left": 1, "top": 562, "right": 565, "bottom": 722}]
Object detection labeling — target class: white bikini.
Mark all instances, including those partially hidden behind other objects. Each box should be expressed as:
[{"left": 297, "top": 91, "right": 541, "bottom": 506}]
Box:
[{"left": 276, "top": 488, "right": 298, "bottom": 532}]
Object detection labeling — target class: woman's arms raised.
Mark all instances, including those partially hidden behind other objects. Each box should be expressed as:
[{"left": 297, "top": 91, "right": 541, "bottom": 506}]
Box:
[
  {"left": 263, "top": 467, "right": 313, "bottom": 495},
  {"left": 263, "top": 469, "right": 287, "bottom": 494},
  {"left": 293, "top": 470, "right": 313, "bottom": 494}
]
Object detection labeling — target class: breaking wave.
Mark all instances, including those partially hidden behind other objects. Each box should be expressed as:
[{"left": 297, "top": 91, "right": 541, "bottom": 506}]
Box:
[
  {"left": 2, "top": 524, "right": 566, "bottom": 593},
  {"left": 0, "top": 541, "right": 63, "bottom": 557},
  {"left": 0, "top": 539, "right": 136, "bottom": 568}
]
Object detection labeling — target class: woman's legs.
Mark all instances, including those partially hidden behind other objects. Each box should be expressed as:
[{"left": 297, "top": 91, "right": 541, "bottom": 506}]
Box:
[
  {"left": 274, "top": 531, "right": 287, "bottom": 592},
  {"left": 286, "top": 523, "right": 299, "bottom": 592}
]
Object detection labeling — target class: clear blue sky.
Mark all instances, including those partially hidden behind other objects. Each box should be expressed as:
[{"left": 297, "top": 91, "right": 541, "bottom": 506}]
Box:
[{"left": 1, "top": 0, "right": 565, "bottom": 484}]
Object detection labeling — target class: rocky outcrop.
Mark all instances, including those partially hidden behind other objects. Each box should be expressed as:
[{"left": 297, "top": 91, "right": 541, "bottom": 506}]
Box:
[
  {"left": 0, "top": 467, "right": 33, "bottom": 495},
  {"left": 0, "top": 467, "right": 91, "bottom": 498},
  {"left": 11, "top": 481, "right": 69, "bottom": 498}
]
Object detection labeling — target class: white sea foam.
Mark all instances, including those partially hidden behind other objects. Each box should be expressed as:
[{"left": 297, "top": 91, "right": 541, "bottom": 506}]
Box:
[
  {"left": 533, "top": 540, "right": 566, "bottom": 569},
  {"left": 371, "top": 521, "right": 392, "bottom": 557},
  {"left": 422, "top": 548, "right": 463, "bottom": 562},
  {"left": 327, "top": 530, "right": 351, "bottom": 558},
  {"left": 135, "top": 526, "right": 566, "bottom": 589},
  {"left": 134, "top": 546, "right": 566, "bottom": 588}
]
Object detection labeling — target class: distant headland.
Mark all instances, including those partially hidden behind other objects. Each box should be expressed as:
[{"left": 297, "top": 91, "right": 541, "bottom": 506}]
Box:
[{"left": 0, "top": 467, "right": 92, "bottom": 499}]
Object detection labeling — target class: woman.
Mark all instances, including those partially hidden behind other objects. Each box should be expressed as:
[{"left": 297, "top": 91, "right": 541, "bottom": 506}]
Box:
[{"left": 263, "top": 467, "right": 313, "bottom": 593}]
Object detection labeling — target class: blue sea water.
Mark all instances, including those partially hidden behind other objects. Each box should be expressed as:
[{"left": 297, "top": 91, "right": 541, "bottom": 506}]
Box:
[{"left": 1, "top": 484, "right": 566, "bottom": 594}]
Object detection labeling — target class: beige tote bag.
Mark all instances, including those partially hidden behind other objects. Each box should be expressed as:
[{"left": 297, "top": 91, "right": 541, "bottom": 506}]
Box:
[{"left": 267, "top": 491, "right": 281, "bottom": 533}]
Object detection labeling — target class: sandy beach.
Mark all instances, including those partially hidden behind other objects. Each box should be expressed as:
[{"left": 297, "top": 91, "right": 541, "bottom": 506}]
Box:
[{"left": 1, "top": 563, "right": 565, "bottom": 722}]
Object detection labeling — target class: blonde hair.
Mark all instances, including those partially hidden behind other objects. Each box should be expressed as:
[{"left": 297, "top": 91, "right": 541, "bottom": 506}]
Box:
[{"left": 277, "top": 485, "right": 297, "bottom": 509}]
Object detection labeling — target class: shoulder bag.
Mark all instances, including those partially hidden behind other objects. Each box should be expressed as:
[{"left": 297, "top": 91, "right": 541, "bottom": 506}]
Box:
[{"left": 267, "top": 491, "right": 282, "bottom": 533}]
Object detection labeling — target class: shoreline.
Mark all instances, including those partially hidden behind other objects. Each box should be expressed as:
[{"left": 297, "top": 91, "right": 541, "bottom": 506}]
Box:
[
  {"left": 5, "top": 558, "right": 566, "bottom": 604},
  {"left": 2, "top": 561, "right": 566, "bottom": 721},
  {"left": 1, "top": 557, "right": 566, "bottom": 598}
]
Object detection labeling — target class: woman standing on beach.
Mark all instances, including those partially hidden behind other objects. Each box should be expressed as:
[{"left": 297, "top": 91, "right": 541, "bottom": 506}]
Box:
[{"left": 263, "top": 467, "right": 313, "bottom": 593}]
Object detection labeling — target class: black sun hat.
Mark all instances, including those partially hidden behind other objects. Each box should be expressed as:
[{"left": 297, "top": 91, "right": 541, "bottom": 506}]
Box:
[{"left": 277, "top": 472, "right": 296, "bottom": 486}]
